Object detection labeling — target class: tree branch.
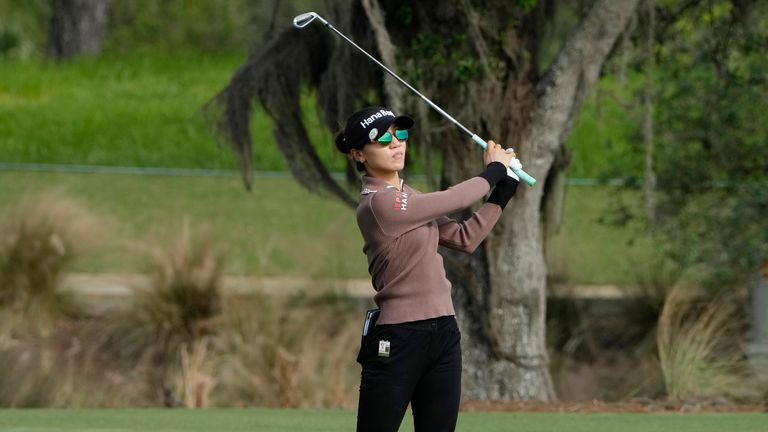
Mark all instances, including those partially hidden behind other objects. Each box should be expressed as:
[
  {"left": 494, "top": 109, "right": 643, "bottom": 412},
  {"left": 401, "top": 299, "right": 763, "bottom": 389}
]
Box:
[
  {"left": 202, "top": 26, "right": 357, "bottom": 207},
  {"left": 534, "top": 0, "right": 641, "bottom": 156},
  {"left": 361, "top": 0, "right": 404, "bottom": 113}
]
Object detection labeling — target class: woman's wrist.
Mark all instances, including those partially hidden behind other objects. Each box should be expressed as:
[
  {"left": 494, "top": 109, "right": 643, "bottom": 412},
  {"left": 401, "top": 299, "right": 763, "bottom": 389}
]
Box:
[
  {"left": 477, "top": 162, "right": 508, "bottom": 187},
  {"left": 487, "top": 177, "right": 520, "bottom": 209}
]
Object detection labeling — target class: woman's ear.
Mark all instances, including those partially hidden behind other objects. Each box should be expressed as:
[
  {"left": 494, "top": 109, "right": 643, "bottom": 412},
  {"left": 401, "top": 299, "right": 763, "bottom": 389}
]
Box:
[{"left": 350, "top": 148, "right": 365, "bottom": 164}]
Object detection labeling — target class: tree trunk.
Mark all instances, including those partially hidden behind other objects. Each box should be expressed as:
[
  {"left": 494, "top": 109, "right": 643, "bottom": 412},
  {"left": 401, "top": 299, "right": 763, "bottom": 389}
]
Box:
[
  {"left": 543, "top": 145, "right": 573, "bottom": 277},
  {"left": 48, "top": 0, "right": 110, "bottom": 60},
  {"left": 452, "top": 0, "right": 641, "bottom": 401},
  {"left": 361, "top": 0, "right": 404, "bottom": 113}
]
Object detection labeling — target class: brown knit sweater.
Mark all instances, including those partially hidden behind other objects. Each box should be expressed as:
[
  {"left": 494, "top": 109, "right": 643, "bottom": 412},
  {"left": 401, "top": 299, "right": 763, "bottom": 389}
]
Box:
[{"left": 356, "top": 169, "right": 505, "bottom": 324}]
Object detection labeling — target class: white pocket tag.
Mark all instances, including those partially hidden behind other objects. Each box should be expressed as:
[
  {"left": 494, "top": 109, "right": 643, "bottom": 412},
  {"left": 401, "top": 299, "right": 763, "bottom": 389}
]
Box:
[{"left": 378, "top": 340, "right": 390, "bottom": 357}]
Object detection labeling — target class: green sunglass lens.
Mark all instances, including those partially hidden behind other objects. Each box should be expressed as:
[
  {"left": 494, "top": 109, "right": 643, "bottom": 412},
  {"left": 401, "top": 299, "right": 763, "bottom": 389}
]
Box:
[
  {"left": 377, "top": 132, "right": 393, "bottom": 143},
  {"left": 376, "top": 129, "right": 409, "bottom": 144}
]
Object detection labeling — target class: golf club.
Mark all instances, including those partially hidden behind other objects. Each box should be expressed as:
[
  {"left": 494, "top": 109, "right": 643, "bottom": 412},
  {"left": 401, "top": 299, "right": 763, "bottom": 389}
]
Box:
[{"left": 292, "top": 11, "right": 536, "bottom": 186}]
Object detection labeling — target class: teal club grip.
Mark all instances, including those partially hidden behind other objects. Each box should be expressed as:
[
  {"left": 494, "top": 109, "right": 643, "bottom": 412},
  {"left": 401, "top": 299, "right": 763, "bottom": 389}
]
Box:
[{"left": 471, "top": 135, "right": 536, "bottom": 187}]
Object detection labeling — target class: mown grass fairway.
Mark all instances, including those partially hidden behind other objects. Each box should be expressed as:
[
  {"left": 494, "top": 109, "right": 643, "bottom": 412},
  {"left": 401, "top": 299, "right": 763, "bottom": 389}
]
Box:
[
  {"left": 0, "top": 171, "right": 364, "bottom": 278},
  {"left": 0, "top": 170, "right": 650, "bottom": 284},
  {"left": 0, "top": 409, "right": 765, "bottom": 432},
  {"left": 0, "top": 53, "right": 345, "bottom": 172}
]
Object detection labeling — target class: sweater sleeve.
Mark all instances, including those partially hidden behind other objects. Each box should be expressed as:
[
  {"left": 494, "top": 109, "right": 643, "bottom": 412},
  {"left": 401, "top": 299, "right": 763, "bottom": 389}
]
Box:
[
  {"left": 436, "top": 203, "right": 502, "bottom": 253},
  {"left": 367, "top": 163, "right": 503, "bottom": 238},
  {"left": 368, "top": 177, "right": 487, "bottom": 237}
]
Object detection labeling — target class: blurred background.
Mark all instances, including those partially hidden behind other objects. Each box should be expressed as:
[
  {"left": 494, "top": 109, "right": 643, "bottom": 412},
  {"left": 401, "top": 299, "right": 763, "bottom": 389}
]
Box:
[{"left": 0, "top": 0, "right": 766, "bottom": 409}]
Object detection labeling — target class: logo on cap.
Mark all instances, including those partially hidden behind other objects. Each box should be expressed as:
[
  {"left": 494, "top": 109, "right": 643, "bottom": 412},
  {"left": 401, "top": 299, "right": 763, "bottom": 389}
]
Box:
[
  {"left": 368, "top": 128, "right": 378, "bottom": 140},
  {"left": 359, "top": 109, "right": 395, "bottom": 129}
]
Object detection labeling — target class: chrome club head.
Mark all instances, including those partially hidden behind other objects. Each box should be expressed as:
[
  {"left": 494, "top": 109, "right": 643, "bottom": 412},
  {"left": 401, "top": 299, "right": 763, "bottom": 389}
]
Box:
[{"left": 293, "top": 12, "right": 319, "bottom": 28}]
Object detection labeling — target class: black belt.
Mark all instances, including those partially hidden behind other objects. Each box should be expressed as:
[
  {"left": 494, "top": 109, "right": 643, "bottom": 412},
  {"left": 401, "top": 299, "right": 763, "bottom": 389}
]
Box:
[{"left": 382, "top": 315, "right": 457, "bottom": 332}]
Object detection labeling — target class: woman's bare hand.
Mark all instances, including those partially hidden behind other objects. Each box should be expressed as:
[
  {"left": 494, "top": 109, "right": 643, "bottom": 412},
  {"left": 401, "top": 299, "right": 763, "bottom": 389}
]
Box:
[{"left": 483, "top": 140, "right": 515, "bottom": 167}]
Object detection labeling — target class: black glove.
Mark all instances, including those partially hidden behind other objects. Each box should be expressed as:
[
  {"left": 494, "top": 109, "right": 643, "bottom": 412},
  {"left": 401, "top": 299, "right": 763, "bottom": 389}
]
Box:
[
  {"left": 477, "top": 162, "right": 508, "bottom": 187},
  {"left": 487, "top": 176, "right": 519, "bottom": 209}
]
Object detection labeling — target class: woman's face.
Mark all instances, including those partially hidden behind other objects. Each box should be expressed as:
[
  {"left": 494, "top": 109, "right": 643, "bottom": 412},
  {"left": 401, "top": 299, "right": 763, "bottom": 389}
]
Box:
[{"left": 352, "top": 124, "right": 407, "bottom": 176}]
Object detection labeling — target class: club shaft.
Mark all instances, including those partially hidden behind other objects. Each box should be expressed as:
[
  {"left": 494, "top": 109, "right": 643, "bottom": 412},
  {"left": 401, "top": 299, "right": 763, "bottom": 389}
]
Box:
[
  {"left": 324, "top": 24, "right": 472, "bottom": 134},
  {"left": 317, "top": 17, "right": 536, "bottom": 186}
]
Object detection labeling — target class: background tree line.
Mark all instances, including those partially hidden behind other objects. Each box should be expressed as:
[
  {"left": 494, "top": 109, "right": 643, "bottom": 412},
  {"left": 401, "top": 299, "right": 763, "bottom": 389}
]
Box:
[{"left": 0, "top": 0, "right": 315, "bottom": 58}]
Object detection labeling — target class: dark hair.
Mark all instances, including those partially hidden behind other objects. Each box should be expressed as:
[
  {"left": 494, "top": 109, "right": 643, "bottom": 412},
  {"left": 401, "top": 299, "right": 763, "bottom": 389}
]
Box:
[
  {"left": 334, "top": 131, "right": 350, "bottom": 154},
  {"left": 334, "top": 131, "right": 365, "bottom": 171}
]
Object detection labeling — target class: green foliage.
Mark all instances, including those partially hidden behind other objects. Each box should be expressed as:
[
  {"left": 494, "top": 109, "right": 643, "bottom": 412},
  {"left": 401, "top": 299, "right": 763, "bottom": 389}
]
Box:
[
  {"left": 394, "top": 3, "right": 414, "bottom": 26},
  {"left": 566, "top": 74, "right": 645, "bottom": 180},
  {"left": 0, "top": 0, "right": 318, "bottom": 57},
  {"left": 654, "top": 0, "right": 768, "bottom": 286},
  {"left": 578, "top": 0, "right": 768, "bottom": 287},
  {"left": 0, "top": 27, "right": 19, "bottom": 55},
  {"left": 516, "top": 0, "right": 540, "bottom": 11},
  {"left": 403, "top": 32, "right": 481, "bottom": 83},
  {"left": 106, "top": 0, "right": 257, "bottom": 53},
  {"left": 659, "top": 185, "right": 768, "bottom": 288},
  {"left": 0, "top": 0, "right": 48, "bottom": 58}
]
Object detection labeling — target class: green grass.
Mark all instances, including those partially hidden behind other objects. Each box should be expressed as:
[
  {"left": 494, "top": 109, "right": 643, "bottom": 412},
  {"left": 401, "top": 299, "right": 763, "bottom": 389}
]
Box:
[
  {"left": 0, "top": 171, "right": 366, "bottom": 278},
  {"left": 0, "top": 52, "right": 347, "bottom": 172},
  {"left": 0, "top": 409, "right": 765, "bottom": 432},
  {"left": 0, "top": 170, "right": 648, "bottom": 284},
  {"left": 0, "top": 52, "right": 638, "bottom": 177},
  {"left": 556, "top": 185, "right": 654, "bottom": 285}
]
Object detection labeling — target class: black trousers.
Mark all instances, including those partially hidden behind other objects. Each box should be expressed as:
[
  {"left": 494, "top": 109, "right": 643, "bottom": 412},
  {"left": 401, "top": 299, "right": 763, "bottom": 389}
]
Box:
[{"left": 356, "top": 315, "right": 462, "bottom": 432}]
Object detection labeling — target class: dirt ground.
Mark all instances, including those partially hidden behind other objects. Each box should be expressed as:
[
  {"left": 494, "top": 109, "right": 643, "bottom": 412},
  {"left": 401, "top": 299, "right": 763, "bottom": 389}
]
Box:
[{"left": 460, "top": 399, "right": 768, "bottom": 413}]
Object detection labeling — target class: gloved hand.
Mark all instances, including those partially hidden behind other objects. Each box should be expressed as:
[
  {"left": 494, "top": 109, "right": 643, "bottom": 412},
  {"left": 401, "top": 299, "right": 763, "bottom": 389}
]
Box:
[{"left": 487, "top": 175, "right": 519, "bottom": 209}]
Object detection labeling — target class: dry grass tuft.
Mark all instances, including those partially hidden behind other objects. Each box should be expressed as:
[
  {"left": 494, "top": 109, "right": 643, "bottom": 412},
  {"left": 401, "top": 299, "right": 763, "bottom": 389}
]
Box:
[
  {"left": 0, "top": 204, "right": 368, "bottom": 408},
  {"left": 0, "top": 192, "right": 104, "bottom": 324},
  {"left": 0, "top": 192, "right": 107, "bottom": 407},
  {"left": 141, "top": 221, "right": 224, "bottom": 345},
  {"left": 102, "top": 222, "right": 225, "bottom": 407},
  {"left": 657, "top": 283, "right": 758, "bottom": 402},
  {"left": 216, "top": 291, "right": 364, "bottom": 409}
]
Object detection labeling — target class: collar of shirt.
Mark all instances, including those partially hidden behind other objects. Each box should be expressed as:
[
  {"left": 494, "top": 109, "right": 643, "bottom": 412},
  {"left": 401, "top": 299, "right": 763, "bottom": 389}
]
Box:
[{"left": 360, "top": 176, "right": 405, "bottom": 195}]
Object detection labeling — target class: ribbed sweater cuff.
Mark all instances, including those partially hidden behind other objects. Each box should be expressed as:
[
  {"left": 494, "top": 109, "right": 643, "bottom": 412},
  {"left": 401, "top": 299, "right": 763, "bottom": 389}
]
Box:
[
  {"left": 487, "top": 177, "right": 520, "bottom": 209},
  {"left": 477, "top": 162, "right": 508, "bottom": 187}
]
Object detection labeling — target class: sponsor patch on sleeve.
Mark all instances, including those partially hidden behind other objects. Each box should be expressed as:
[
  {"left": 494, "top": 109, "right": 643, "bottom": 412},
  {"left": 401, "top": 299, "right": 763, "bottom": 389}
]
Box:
[{"left": 392, "top": 191, "right": 409, "bottom": 211}]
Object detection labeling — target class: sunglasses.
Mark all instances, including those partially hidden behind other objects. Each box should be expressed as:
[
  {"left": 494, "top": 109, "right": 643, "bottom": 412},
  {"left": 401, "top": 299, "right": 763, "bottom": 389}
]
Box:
[{"left": 376, "top": 129, "right": 409, "bottom": 144}]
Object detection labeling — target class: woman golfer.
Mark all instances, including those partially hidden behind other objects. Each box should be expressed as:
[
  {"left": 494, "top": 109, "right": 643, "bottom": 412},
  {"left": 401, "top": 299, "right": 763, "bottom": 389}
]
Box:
[{"left": 336, "top": 106, "right": 519, "bottom": 432}]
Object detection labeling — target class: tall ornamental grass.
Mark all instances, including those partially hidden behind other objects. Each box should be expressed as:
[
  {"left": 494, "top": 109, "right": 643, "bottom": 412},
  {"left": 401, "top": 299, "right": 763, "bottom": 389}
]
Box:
[
  {"left": 0, "top": 192, "right": 104, "bottom": 406},
  {"left": 104, "top": 222, "right": 225, "bottom": 408},
  {"left": 0, "top": 192, "right": 103, "bottom": 326},
  {"left": 657, "top": 283, "right": 758, "bottom": 402}
]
